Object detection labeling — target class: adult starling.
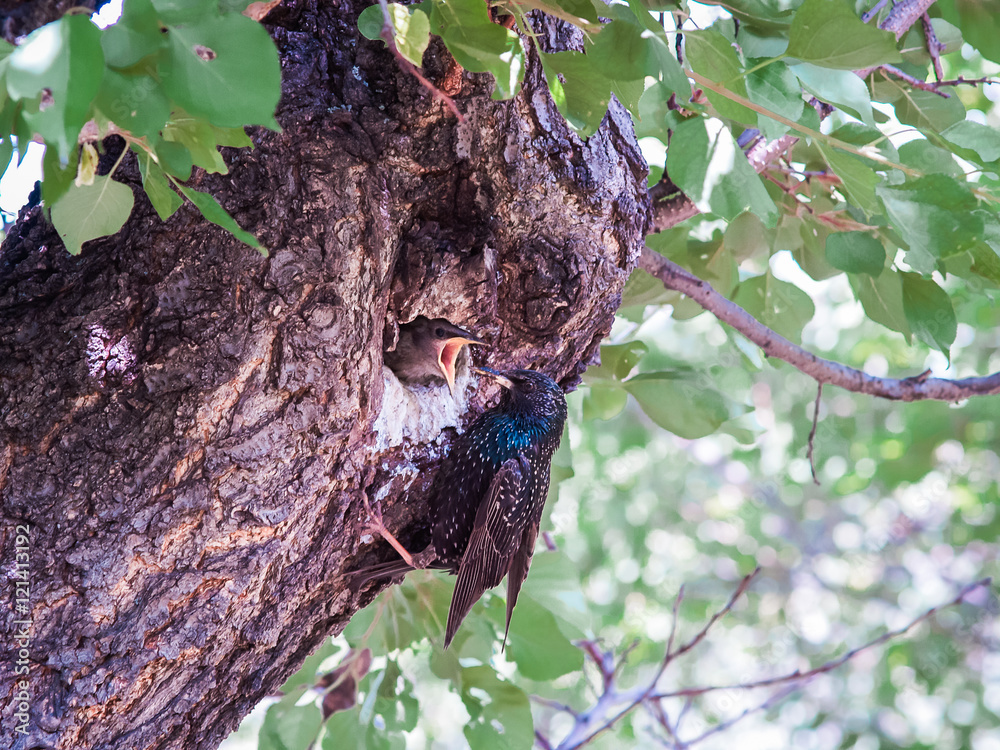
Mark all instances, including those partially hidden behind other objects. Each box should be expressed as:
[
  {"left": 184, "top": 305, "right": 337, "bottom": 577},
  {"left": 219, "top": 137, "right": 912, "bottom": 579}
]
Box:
[
  {"left": 354, "top": 367, "right": 568, "bottom": 648},
  {"left": 383, "top": 317, "right": 485, "bottom": 394}
]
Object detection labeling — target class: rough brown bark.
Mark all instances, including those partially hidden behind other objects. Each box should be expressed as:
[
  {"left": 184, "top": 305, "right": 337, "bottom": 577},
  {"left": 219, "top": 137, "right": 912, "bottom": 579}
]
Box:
[
  {"left": 0, "top": 1, "right": 107, "bottom": 43},
  {"left": 0, "top": 2, "right": 649, "bottom": 748}
]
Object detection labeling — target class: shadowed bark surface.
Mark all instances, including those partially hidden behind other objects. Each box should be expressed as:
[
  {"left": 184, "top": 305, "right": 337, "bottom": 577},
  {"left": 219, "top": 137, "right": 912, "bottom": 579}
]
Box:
[{"left": 0, "top": 1, "right": 649, "bottom": 748}]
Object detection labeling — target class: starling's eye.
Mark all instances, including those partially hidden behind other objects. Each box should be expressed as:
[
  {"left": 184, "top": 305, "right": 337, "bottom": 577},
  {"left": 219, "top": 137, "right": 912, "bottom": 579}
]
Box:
[{"left": 522, "top": 381, "right": 535, "bottom": 392}]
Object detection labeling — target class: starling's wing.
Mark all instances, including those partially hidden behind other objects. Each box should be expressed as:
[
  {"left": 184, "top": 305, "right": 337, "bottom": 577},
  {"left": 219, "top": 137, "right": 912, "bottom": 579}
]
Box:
[
  {"left": 445, "top": 454, "right": 533, "bottom": 648},
  {"left": 503, "top": 442, "right": 555, "bottom": 647}
]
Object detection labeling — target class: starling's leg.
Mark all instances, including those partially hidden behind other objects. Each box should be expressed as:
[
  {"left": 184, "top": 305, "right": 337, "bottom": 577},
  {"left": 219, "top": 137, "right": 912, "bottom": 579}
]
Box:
[{"left": 361, "top": 497, "right": 416, "bottom": 567}]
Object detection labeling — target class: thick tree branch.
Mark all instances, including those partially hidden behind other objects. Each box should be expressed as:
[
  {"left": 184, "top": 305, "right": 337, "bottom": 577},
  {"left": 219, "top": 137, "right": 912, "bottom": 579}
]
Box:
[{"left": 638, "top": 249, "right": 1000, "bottom": 402}]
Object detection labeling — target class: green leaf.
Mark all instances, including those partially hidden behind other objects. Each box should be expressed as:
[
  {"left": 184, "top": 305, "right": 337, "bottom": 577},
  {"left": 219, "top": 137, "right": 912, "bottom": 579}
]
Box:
[
  {"left": 155, "top": 140, "right": 193, "bottom": 180},
  {"left": 697, "top": 0, "right": 796, "bottom": 31},
  {"left": 505, "top": 596, "right": 583, "bottom": 681},
  {"left": 684, "top": 30, "right": 756, "bottom": 124},
  {"left": 76, "top": 142, "right": 98, "bottom": 186},
  {"left": 893, "top": 88, "right": 966, "bottom": 132},
  {"left": 0, "top": 138, "right": 12, "bottom": 178},
  {"left": 150, "top": 0, "right": 219, "bottom": 26},
  {"left": 395, "top": 10, "right": 431, "bottom": 68},
  {"left": 793, "top": 215, "right": 841, "bottom": 281},
  {"left": 94, "top": 69, "right": 172, "bottom": 146},
  {"left": 7, "top": 15, "right": 105, "bottom": 162},
  {"left": 816, "top": 142, "right": 881, "bottom": 218},
  {"left": 162, "top": 114, "right": 243, "bottom": 173},
  {"left": 619, "top": 265, "right": 678, "bottom": 316},
  {"left": 460, "top": 666, "right": 533, "bottom": 750},
  {"left": 941, "top": 120, "right": 1000, "bottom": 164},
  {"left": 431, "top": 0, "right": 524, "bottom": 99},
  {"left": 900, "top": 272, "right": 957, "bottom": 359},
  {"left": 746, "top": 59, "right": 804, "bottom": 138},
  {"left": 938, "top": 0, "right": 1000, "bottom": 64},
  {"left": 624, "top": 372, "right": 732, "bottom": 439},
  {"left": 102, "top": 0, "right": 165, "bottom": 68},
  {"left": 260, "top": 692, "right": 324, "bottom": 750},
  {"left": 897, "top": 139, "right": 962, "bottom": 177},
  {"left": 160, "top": 12, "right": 281, "bottom": 129},
  {"left": 731, "top": 271, "right": 815, "bottom": 343},
  {"left": 624, "top": 0, "right": 691, "bottom": 96},
  {"left": 786, "top": 0, "right": 901, "bottom": 69},
  {"left": 211, "top": 124, "right": 253, "bottom": 148},
  {"left": 901, "top": 18, "right": 963, "bottom": 64},
  {"left": 177, "top": 184, "right": 265, "bottom": 253},
  {"left": 851, "top": 269, "right": 911, "bottom": 339},
  {"left": 876, "top": 175, "right": 982, "bottom": 274},
  {"left": 358, "top": 4, "right": 387, "bottom": 39},
  {"left": 666, "top": 117, "right": 778, "bottom": 226},
  {"left": 519, "top": 553, "right": 590, "bottom": 633},
  {"left": 41, "top": 144, "right": 80, "bottom": 208},
  {"left": 539, "top": 51, "right": 611, "bottom": 134},
  {"left": 724, "top": 211, "right": 769, "bottom": 262},
  {"left": 791, "top": 62, "right": 874, "bottom": 126},
  {"left": 587, "top": 341, "right": 649, "bottom": 381},
  {"left": 359, "top": 4, "right": 431, "bottom": 67},
  {"left": 970, "top": 242, "right": 1000, "bottom": 286},
  {"left": 587, "top": 20, "right": 650, "bottom": 81},
  {"left": 825, "top": 232, "right": 885, "bottom": 275},
  {"left": 583, "top": 385, "right": 628, "bottom": 420},
  {"left": 137, "top": 147, "right": 183, "bottom": 220},
  {"left": 50, "top": 176, "right": 135, "bottom": 256}
]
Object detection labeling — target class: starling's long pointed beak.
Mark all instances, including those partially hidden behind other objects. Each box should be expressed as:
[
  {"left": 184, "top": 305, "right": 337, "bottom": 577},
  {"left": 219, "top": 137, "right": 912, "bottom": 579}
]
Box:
[
  {"left": 472, "top": 366, "right": 515, "bottom": 390},
  {"left": 436, "top": 336, "right": 486, "bottom": 394}
]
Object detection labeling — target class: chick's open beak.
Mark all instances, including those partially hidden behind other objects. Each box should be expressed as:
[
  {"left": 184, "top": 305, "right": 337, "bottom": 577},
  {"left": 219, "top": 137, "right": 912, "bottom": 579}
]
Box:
[{"left": 435, "top": 334, "right": 486, "bottom": 394}]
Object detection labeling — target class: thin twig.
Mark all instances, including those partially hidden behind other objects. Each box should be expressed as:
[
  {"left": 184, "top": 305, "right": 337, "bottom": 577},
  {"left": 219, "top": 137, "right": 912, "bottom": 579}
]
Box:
[
  {"left": 665, "top": 584, "right": 685, "bottom": 659},
  {"left": 861, "top": 0, "right": 888, "bottom": 23},
  {"left": 806, "top": 382, "right": 822, "bottom": 485},
  {"left": 934, "top": 75, "right": 999, "bottom": 87},
  {"left": 922, "top": 13, "right": 945, "bottom": 81},
  {"left": 553, "top": 570, "right": 761, "bottom": 750},
  {"left": 531, "top": 694, "right": 579, "bottom": 715},
  {"left": 879, "top": 64, "right": 950, "bottom": 97},
  {"left": 650, "top": 577, "right": 992, "bottom": 701},
  {"left": 682, "top": 684, "right": 799, "bottom": 745},
  {"left": 377, "top": 0, "right": 463, "bottom": 120},
  {"left": 669, "top": 569, "right": 760, "bottom": 663},
  {"left": 638, "top": 248, "right": 1000, "bottom": 402}
]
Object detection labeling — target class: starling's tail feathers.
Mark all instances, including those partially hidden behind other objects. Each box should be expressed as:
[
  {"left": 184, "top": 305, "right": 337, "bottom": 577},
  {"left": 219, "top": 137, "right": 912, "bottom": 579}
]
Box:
[{"left": 445, "top": 456, "right": 531, "bottom": 648}]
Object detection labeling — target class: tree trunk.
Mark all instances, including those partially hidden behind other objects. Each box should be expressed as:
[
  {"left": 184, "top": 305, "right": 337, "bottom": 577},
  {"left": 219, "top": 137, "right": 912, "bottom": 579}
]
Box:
[{"left": 0, "top": 1, "right": 649, "bottom": 748}]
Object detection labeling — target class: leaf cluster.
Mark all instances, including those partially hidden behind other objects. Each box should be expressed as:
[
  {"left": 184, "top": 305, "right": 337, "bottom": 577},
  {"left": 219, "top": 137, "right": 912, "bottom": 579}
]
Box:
[{"left": 1, "top": 0, "right": 279, "bottom": 253}]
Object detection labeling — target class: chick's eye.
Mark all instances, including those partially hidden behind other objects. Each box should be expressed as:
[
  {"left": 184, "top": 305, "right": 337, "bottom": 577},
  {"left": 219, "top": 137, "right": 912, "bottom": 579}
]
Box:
[{"left": 435, "top": 327, "right": 446, "bottom": 337}]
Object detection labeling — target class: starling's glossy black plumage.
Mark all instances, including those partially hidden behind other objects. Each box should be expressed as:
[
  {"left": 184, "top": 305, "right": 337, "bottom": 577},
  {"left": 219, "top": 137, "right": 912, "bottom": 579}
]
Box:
[{"left": 355, "top": 368, "right": 568, "bottom": 648}]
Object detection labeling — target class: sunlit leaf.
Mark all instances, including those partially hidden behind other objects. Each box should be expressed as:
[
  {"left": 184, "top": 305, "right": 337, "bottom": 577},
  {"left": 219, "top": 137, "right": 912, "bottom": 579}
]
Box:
[
  {"left": 50, "top": 176, "right": 135, "bottom": 255},
  {"left": 786, "top": 0, "right": 901, "bottom": 69},
  {"left": 825, "top": 231, "right": 885, "bottom": 275},
  {"left": 667, "top": 117, "right": 778, "bottom": 226},
  {"left": 900, "top": 272, "right": 957, "bottom": 359}
]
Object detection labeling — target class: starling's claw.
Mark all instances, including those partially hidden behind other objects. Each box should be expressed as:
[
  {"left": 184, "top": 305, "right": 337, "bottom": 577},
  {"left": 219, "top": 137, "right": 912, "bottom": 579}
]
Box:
[{"left": 361, "top": 497, "right": 415, "bottom": 567}]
